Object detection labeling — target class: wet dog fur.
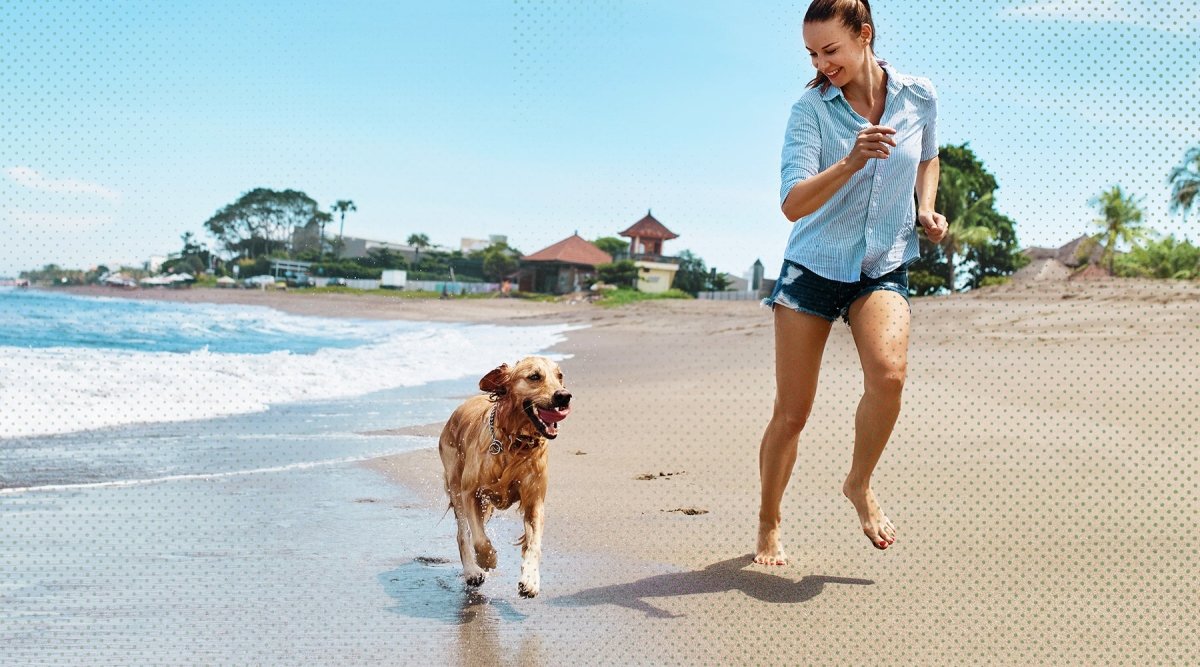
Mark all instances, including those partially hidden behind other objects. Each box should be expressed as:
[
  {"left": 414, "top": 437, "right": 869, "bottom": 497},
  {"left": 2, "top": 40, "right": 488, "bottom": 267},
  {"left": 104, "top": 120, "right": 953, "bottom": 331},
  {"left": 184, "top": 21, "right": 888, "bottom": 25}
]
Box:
[{"left": 438, "top": 356, "right": 571, "bottom": 597}]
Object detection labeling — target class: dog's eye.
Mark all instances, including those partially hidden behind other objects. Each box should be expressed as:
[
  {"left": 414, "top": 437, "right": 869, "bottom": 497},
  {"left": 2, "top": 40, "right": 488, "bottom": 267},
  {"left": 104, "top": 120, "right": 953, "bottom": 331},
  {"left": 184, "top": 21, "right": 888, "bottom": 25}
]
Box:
[{"left": 529, "top": 373, "right": 541, "bottom": 382}]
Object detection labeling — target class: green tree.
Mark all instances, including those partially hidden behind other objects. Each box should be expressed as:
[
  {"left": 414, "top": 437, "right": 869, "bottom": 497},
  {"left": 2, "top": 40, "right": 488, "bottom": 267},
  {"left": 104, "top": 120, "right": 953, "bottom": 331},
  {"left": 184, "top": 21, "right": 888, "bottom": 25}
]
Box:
[
  {"left": 362, "top": 247, "right": 406, "bottom": 270},
  {"left": 331, "top": 199, "right": 356, "bottom": 242},
  {"left": 671, "top": 250, "right": 709, "bottom": 296},
  {"left": 936, "top": 168, "right": 995, "bottom": 292},
  {"left": 1114, "top": 234, "right": 1200, "bottom": 280},
  {"left": 1090, "top": 185, "right": 1147, "bottom": 274},
  {"left": 482, "top": 249, "right": 520, "bottom": 282},
  {"left": 204, "top": 189, "right": 323, "bottom": 260},
  {"left": 597, "top": 259, "right": 638, "bottom": 288},
  {"left": 909, "top": 143, "right": 1023, "bottom": 294},
  {"left": 592, "top": 236, "right": 629, "bottom": 258},
  {"left": 407, "top": 233, "right": 431, "bottom": 264},
  {"left": 1169, "top": 146, "right": 1200, "bottom": 221},
  {"left": 709, "top": 270, "right": 733, "bottom": 291},
  {"left": 963, "top": 209, "right": 1029, "bottom": 290}
]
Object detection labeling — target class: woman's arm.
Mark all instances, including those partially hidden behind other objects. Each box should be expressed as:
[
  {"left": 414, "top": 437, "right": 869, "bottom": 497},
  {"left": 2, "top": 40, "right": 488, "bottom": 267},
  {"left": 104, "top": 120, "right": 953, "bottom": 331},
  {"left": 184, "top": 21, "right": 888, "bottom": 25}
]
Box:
[
  {"left": 781, "top": 125, "right": 898, "bottom": 222},
  {"left": 916, "top": 156, "right": 940, "bottom": 214},
  {"left": 915, "top": 156, "right": 948, "bottom": 244}
]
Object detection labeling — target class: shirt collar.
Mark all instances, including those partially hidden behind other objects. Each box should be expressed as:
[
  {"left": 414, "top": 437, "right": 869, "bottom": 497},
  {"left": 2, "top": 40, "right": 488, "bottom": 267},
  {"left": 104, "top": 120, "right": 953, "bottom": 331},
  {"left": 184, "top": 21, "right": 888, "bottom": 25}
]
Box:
[{"left": 819, "top": 58, "right": 909, "bottom": 101}]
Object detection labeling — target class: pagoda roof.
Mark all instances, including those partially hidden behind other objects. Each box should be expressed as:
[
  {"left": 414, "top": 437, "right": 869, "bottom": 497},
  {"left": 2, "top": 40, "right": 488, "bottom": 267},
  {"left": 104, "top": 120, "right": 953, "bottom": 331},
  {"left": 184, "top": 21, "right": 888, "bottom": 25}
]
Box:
[
  {"left": 619, "top": 210, "right": 679, "bottom": 240},
  {"left": 521, "top": 234, "right": 613, "bottom": 266}
]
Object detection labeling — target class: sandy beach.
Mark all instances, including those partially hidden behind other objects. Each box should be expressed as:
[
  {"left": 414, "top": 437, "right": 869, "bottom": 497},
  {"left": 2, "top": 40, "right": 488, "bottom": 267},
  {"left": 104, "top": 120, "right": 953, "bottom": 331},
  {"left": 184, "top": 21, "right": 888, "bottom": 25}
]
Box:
[{"left": 34, "top": 281, "right": 1200, "bottom": 664}]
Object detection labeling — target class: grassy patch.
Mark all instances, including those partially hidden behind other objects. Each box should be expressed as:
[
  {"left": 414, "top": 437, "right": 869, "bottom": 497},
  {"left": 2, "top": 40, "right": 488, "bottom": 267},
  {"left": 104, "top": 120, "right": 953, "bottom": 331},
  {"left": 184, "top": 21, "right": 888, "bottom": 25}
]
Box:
[
  {"left": 509, "top": 292, "right": 561, "bottom": 303},
  {"left": 594, "top": 287, "right": 693, "bottom": 308},
  {"left": 305, "top": 286, "right": 501, "bottom": 299}
]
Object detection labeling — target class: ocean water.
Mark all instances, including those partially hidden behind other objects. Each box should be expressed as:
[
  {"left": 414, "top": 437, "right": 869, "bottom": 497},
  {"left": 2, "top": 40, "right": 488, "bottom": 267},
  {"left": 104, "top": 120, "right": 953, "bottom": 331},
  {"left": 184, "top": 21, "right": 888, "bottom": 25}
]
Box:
[
  {"left": 0, "top": 288, "right": 574, "bottom": 440},
  {"left": 0, "top": 288, "right": 591, "bottom": 662}
]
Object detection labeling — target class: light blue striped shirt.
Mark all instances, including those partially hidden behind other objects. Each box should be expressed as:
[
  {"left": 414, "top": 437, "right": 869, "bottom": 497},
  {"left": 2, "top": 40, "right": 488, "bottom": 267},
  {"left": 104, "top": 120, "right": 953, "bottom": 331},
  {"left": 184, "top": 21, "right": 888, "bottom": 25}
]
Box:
[{"left": 779, "top": 60, "right": 938, "bottom": 282}]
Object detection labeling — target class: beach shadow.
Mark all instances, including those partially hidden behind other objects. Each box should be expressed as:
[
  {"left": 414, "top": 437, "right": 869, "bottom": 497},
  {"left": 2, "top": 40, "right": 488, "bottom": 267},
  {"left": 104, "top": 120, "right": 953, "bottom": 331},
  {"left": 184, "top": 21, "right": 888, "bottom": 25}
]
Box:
[
  {"left": 551, "top": 555, "right": 873, "bottom": 618},
  {"left": 378, "top": 559, "right": 526, "bottom": 625}
]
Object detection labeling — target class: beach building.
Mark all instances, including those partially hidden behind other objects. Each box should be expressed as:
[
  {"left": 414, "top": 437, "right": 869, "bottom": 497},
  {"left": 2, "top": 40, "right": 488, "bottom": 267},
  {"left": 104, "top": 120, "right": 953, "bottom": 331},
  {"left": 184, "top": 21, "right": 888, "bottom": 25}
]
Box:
[
  {"left": 461, "top": 235, "right": 508, "bottom": 253},
  {"left": 1015, "top": 235, "right": 1115, "bottom": 282},
  {"left": 618, "top": 210, "right": 681, "bottom": 294},
  {"left": 290, "top": 222, "right": 421, "bottom": 262},
  {"left": 518, "top": 234, "right": 612, "bottom": 294}
]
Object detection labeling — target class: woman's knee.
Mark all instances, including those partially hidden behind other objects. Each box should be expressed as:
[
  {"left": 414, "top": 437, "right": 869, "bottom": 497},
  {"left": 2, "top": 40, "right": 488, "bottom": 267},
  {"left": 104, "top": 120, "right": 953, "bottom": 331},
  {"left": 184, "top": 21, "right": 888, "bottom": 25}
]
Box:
[
  {"left": 864, "top": 365, "right": 907, "bottom": 396},
  {"left": 770, "top": 401, "right": 812, "bottom": 435}
]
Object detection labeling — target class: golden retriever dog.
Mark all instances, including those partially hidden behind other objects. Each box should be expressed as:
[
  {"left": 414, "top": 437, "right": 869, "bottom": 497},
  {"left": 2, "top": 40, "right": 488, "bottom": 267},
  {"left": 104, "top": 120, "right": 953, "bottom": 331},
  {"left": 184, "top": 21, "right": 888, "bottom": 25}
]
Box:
[{"left": 438, "top": 356, "right": 571, "bottom": 597}]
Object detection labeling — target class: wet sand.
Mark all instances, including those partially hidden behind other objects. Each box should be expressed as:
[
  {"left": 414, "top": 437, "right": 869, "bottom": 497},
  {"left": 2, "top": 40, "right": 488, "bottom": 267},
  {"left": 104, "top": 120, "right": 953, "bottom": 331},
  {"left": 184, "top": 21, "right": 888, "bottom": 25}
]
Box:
[{"left": 53, "top": 280, "right": 1200, "bottom": 664}]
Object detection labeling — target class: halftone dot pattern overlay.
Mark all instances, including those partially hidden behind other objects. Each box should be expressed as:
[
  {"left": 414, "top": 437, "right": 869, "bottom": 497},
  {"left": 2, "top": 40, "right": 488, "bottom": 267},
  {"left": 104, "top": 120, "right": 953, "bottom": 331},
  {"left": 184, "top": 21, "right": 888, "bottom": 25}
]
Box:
[{"left": 2, "top": 0, "right": 1199, "bottom": 665}]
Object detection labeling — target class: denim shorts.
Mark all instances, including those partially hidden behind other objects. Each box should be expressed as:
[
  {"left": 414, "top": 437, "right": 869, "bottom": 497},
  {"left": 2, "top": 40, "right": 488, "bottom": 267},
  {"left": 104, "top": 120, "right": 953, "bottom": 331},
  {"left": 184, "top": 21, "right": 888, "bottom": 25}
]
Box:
[{"left": 761, "top": 259, "right": 911, "bottom": 325}]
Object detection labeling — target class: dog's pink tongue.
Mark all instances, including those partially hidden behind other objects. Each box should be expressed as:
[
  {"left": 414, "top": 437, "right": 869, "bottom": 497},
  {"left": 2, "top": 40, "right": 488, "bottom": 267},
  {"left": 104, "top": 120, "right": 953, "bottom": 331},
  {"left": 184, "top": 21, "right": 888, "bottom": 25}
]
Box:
[{"left": 538, "top": 406, "right": 571, "bottom": 424}]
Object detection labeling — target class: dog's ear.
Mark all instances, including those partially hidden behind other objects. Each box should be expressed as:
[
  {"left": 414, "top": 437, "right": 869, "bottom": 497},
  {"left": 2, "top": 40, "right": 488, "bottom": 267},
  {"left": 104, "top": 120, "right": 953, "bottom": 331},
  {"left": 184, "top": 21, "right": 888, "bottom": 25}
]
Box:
[{"left": 479, "top": 364, "right": 510, "bottom": 395}]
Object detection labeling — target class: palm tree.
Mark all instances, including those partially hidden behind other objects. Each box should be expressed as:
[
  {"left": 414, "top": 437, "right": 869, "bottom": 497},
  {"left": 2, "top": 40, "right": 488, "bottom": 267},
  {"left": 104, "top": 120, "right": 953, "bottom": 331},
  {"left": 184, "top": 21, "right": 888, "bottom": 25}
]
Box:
[
  {"left": 407, "top": 233, "right": 431, "bottom": 264},
  {"left": 331, "top": 200, "right": 357, "bottom": 242},
  {"left": 1091, "top": 185, "right": 1147, "bottom": 274},
  {"left": 1169, "top": 146, "right": 1200, "bottom": 221},
  {"left": 935, "top": 169, "right": 994, "bottom": 292}
]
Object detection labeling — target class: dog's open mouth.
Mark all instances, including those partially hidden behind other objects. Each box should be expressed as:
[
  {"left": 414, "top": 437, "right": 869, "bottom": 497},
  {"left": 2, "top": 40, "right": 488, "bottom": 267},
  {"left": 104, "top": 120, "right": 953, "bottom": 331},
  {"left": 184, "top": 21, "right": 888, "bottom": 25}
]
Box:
[{"left": 524, "top": 400, "right": 571, "bottom": 439}]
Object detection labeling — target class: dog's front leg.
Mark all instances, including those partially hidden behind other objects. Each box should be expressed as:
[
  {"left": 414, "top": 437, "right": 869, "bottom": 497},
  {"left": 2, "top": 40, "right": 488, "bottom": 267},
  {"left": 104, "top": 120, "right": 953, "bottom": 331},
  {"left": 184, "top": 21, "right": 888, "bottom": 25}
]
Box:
[
  {"left": 461, "top": 490, "right": 497, "bottom": 572},
  {"left": 449, "top": 492, "right": 485, "bottom": 587},
  {"left": 517, "top": 500, "right": 544, "bottom": 598}
]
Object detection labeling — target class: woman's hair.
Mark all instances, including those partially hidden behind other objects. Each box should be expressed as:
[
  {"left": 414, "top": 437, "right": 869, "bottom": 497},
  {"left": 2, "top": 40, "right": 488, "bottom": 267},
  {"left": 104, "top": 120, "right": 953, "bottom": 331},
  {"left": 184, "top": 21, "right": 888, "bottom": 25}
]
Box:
[{"left": 804, "top": 0, "right": 876, "bottom": 90}]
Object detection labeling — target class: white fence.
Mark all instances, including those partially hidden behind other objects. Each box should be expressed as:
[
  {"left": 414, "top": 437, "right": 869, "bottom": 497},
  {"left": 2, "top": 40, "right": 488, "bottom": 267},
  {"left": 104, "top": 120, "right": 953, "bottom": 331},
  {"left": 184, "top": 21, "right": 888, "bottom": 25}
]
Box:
[
  {"left": 697, "top": 290, "right": 760, "bottom": 301},
  {"left": 406, "top": 280, "right": 499, "bottom": 295}
]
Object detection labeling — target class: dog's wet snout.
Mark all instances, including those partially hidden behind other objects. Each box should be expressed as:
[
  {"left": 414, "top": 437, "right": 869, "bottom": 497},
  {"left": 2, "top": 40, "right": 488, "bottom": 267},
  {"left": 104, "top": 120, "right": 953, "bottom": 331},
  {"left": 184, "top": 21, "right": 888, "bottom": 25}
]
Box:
[{"left": 552, "top": 389, "right": 572, "bottom": 408}]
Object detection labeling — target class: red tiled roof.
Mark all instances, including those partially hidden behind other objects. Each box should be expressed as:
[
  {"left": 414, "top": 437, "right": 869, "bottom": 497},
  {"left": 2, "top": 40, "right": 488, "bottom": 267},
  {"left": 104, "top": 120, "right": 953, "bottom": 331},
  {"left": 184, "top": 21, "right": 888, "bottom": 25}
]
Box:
[
  {"left": 619, "top": 210, "right": 678, "bottom": 240},
  {"left": 521, "top": 234, "right": 613, "bottom": 266}
]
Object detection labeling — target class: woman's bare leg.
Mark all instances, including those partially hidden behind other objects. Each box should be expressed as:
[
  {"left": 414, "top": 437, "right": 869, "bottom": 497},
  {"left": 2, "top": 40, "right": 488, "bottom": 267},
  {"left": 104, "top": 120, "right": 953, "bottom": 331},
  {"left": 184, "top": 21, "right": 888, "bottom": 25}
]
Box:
[
  {"left": 755, "top": 306, "right": 833, "bottom": 565},
  {"left": 844, "top": 290, "right": 911, "bottom": 550}
]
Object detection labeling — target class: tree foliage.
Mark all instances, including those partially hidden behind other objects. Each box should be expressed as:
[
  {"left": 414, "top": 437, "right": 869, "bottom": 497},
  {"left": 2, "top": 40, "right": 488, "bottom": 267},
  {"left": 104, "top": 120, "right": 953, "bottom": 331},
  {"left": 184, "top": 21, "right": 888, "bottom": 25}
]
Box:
[
  {"left": 1114, "top": 234, "right": 1200, "bottom": 279},
  {"left": 908, "top": 144, "right": 1024, "bottom": 294},
  {"left": 204, "top": 189, "right": 324, "bottom": 260},
  {"left": 1169, "top": 146, "right": 1200, "bottom": 221},
  {"left": 1090, "top": 185, "right": 1148, "bottom": 274},
  {"left": 471, "top": 242, "right": 521, "bottom": 282},
  {"left": 597, "top": 259, "right": 638, "bottom": 288},
  {"left": 592, "top": 236, "right": 629, "bottom": 257}
]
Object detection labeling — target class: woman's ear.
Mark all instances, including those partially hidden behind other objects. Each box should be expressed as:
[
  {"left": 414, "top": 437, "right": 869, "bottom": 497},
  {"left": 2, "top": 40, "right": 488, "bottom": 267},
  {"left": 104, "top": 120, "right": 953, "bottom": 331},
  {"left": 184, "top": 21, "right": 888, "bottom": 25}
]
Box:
[{"left": 479, "top": 364, "right": 510, "bottom": 395}]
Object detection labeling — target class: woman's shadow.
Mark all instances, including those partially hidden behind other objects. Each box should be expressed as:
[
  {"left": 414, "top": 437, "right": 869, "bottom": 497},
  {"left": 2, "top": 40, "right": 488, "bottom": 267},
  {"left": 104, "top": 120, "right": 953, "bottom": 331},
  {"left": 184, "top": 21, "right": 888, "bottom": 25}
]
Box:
[{"left": 551, "top": 555, "right": 872, "bottom": 618}]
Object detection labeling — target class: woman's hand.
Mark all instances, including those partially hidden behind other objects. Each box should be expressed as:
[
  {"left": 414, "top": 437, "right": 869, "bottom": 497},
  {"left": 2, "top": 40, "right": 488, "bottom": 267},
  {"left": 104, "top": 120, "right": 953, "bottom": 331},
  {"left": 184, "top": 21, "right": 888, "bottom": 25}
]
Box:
[
  {"left": 918, "top": 211, "right": 948, "bottom": 244},
  {"left": 844, "top": 125, "right": 897, "bottom": 172}
]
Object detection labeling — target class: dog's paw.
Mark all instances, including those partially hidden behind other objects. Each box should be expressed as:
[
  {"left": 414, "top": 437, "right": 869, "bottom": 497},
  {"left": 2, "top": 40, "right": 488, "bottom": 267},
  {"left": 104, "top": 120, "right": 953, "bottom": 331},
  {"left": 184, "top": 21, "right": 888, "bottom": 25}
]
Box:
[
  {"left": 464, "top": 568, "right": 486, "bottom": 587},
  {"left": 517, "top": 568, "right": 540, "bottom": 598},
  {"left": 517, "top": 579, "right": 539, "bottom": 598},
  {"left": 474, "top": 543, "right": 498, "bottom": 570}
]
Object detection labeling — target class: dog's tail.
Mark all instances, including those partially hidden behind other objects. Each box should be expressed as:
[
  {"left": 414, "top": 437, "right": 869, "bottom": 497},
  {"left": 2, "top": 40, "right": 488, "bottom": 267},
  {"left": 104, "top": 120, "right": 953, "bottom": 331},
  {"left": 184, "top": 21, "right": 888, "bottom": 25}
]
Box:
[{"left": 436, "top": 501, "right": 453, "bottom": 526}]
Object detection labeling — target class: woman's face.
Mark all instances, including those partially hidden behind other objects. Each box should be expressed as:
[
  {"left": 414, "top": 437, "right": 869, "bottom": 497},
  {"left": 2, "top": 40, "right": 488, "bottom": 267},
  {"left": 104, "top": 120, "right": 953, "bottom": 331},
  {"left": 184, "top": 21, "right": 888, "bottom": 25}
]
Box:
[{"left": 802, "top": 19, "right": 871, "bottom": 87}]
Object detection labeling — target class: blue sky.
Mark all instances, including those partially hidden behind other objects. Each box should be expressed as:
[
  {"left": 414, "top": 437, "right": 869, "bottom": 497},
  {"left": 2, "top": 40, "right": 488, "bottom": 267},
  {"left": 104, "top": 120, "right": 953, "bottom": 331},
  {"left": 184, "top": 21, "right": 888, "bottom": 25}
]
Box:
[{"left": 2, "top": 0, "right": 1197, "bottom": 279}]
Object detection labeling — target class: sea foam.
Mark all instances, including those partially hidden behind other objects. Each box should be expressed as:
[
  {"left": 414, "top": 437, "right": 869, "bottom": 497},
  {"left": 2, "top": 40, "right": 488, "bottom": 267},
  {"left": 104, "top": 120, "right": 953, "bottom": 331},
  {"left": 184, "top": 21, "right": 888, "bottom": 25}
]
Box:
[{"left": 0, "top": 319, "right": 576, "bottom": 439}]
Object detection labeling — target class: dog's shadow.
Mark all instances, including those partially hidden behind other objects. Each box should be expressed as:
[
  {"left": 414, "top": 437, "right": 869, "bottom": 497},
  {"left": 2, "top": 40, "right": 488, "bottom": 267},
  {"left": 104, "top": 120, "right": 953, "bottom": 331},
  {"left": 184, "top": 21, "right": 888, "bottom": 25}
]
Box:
[{"left": 551, "top": 555, "right": 873, "bottom": 619}]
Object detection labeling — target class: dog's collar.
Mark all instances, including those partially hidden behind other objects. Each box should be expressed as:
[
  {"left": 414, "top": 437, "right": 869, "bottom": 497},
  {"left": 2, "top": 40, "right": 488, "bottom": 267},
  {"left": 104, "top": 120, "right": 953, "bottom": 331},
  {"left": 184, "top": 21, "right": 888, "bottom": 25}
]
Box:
[{"left": 487, "top": 404, "right": 542, "bottom": 455}]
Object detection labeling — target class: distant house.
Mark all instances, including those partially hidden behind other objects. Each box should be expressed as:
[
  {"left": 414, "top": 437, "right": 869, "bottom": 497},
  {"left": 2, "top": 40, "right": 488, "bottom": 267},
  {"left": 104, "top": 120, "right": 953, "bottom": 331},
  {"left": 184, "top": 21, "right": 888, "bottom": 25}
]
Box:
[
  {"left": 722, "top": 273, "right": 749, "bottom": 292},
  {"left": 337, "top": 236, "right": 417, "bottom": 262},
  {"left": 1015, "top": 235, "right": 1114, "bottom": 282},
  {"left": 290, "top": 222, "right": 420, "bottom": 262},
  {"left": 461, "top": 235, "right": 508, "bottom": 253},
  {"left": 618, "top": 210, "right": 681, "bottom": 294},
  {"left": 518, "top": 234, "right": 612, "bottom": 294},
  {"left": 1023, "top": 234, "right": 1104, "bottom": 267}
]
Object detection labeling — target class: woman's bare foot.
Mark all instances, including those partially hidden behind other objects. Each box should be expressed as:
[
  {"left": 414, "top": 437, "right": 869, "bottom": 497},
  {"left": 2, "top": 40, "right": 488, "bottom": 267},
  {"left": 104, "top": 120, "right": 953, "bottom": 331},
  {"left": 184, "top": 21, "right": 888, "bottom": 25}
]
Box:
[
  {"left": 754, "top": 521, "right": 789, "bottom": 565},
  {"left": 842, "top": 479, "right": 897, "bottom": 549}
]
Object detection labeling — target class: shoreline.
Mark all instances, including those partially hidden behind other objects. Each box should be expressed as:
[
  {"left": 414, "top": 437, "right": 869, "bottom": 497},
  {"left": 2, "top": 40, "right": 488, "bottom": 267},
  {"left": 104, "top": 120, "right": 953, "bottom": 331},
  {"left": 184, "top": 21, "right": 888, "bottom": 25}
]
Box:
[{"left": 28, "top": 279, "right": 1200, "bottom": 662}]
